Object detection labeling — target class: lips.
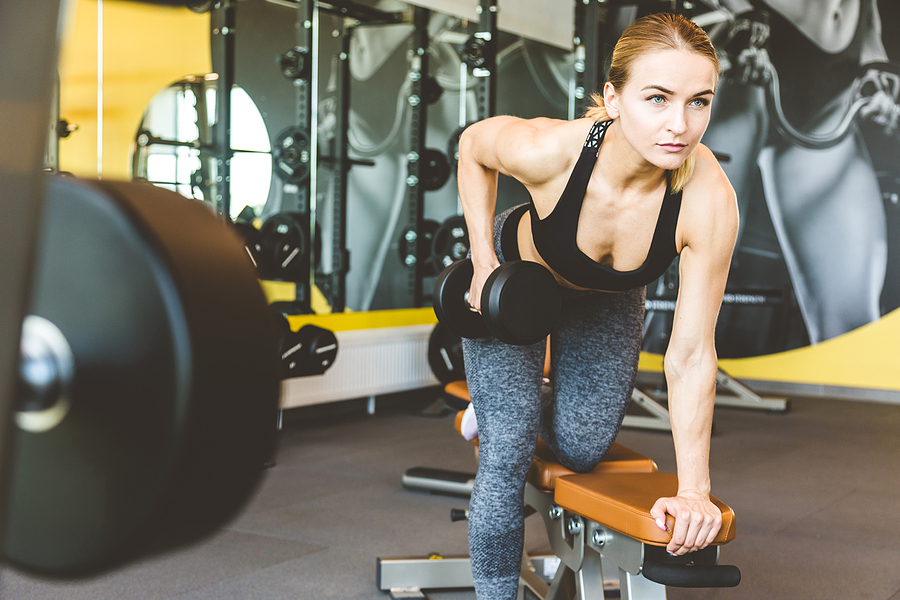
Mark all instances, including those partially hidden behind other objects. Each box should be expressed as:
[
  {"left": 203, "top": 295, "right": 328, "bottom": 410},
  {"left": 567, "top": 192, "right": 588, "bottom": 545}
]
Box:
[{"left": 659, "top": 143, "right": 686, "bottom": 152}]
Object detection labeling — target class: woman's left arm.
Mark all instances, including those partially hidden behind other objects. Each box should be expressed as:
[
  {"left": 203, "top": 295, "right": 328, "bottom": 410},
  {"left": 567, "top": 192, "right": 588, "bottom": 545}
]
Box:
[{"left": 649, "top": 149, "right": 739, "bottom": 556}]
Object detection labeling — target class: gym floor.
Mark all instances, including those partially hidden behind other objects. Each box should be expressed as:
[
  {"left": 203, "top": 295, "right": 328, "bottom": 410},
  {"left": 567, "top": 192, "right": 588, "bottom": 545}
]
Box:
[{"left": 2, "top": 389, "right": 899, "bottom": 600}]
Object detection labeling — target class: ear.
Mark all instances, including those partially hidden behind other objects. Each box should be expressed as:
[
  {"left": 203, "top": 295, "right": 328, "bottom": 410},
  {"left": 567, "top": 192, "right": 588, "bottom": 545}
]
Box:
[{"left": 603, "top": 81, "right": 620, "bottom": 119}]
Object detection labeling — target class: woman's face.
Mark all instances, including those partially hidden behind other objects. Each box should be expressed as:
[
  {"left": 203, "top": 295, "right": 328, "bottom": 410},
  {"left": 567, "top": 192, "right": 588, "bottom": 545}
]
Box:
[{"left": 604, "top": 49, "right": 717, "bottom": 172}]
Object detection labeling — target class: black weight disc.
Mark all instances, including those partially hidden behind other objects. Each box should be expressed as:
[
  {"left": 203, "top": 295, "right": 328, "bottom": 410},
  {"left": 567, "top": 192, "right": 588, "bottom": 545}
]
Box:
[
  {"left": 433, "top": 259, "right": 489, "bottom": 340},
  {"left": 482, "top": 261, "right": 560, "bottom": 345},
  {"left": 431, "top": 215, "right": 469, "bottom": 271},
  {"left": 460, "top": 36, "right": 488, "bottom": 68},
  {"left": 427, "top": 322, "right": 465, "bottom": 384},
  {"left": 420, "top": 148, "right": 450, "bottom": 192},
  {"left": 5, "top": 178, "right": 280, "bottom": 575},
  {"left": 282, "top": 324, "right": 338, "bottom": 378},
  {"left": 272, "top": 127, "right": 311, "bottom": 184},
  {"left": 230, "top": 221, "right": 263, "bottom": 271},
  {"left": 258, "top": 212, "right": 309, "bottom": 281}
]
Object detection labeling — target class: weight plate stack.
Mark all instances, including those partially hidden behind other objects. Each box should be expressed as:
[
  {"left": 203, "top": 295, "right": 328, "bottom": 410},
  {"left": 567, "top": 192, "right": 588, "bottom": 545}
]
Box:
[{"left": 5, "top": 178, "right": 280, "bottom": 575}]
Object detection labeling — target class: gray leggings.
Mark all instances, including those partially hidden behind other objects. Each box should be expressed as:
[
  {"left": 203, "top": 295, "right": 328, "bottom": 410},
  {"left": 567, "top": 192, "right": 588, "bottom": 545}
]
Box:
[{"left": 462, "top": 204, "right": 646, "bottom": 600}]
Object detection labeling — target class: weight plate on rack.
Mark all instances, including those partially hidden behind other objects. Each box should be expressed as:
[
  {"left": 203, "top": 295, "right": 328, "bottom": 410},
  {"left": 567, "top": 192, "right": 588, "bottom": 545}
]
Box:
[
  {"left": 427, "top": 322, "right": 465, "bottom": 384},
  {"left": 420, "top": 148, "right": 450, "bottom": 192},
  {"left": 272, "top": 127, "right": 311, "bottom": 184},
  {"left": 258, "top": 212, "right": 310, "bottom": 281},
  {"left": 431, "top": 215, "right": 469, "bottom": 271}
]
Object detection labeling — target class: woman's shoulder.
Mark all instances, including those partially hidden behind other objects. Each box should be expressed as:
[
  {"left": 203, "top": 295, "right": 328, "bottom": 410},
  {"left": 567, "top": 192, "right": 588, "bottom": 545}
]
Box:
[
  {"left": 683, "top": 144, "right": 736, "bottom": 205},
  {"left": 470, "top": 116, "right": 593, "bottom": 185},
  {"left": 679, "top": 144, "right": 739, "bottom": 242}
]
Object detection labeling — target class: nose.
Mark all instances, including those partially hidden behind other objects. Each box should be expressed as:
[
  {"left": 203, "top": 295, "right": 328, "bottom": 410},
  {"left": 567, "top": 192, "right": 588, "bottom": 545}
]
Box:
[{"left": 667, "top": 107, "right": 687, "bottom": 136}]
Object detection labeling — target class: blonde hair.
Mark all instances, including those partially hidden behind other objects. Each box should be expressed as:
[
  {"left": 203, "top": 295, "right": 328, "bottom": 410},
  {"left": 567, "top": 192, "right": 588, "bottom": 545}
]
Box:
[{"left": 585, "top": 13, "right": 719, "bottom": 192}]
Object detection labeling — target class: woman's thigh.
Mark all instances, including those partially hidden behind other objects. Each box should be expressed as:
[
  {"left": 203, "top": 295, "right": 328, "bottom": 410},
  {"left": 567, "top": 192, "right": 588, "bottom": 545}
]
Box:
[{"left": 543, "top": 286, "right": 646, "bottom": 472}]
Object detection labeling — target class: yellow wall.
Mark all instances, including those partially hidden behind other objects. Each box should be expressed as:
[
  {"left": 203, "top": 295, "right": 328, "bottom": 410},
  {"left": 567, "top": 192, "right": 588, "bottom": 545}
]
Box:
[{"left": 58, "top": 0, "right": 211, "bottom": 178}]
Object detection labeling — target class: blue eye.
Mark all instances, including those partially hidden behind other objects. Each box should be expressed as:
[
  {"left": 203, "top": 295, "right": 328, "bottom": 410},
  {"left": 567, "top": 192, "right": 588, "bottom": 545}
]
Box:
[
  {"left": 648, "top": 95, "right": 665, "bottom": 104},
  {"left": 690, "top": 98, "right": 710, "bottom": 107}
]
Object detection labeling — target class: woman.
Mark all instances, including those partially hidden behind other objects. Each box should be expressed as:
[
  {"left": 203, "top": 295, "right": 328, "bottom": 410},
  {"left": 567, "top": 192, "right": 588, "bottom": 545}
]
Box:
[{"left": 456, "top": 13, "right": 737, "bottom": 599}]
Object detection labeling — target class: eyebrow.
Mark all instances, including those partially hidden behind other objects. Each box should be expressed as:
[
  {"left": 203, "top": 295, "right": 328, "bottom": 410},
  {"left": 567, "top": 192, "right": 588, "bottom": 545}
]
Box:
[{"left": 641, "top": 84, "right": 715, "bottom": 97}]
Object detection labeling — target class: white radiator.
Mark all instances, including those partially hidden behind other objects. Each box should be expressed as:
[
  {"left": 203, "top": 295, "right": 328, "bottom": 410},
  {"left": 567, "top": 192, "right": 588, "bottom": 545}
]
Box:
[{"left": 280, "top": 324, "right": 439, "bottom": 408}]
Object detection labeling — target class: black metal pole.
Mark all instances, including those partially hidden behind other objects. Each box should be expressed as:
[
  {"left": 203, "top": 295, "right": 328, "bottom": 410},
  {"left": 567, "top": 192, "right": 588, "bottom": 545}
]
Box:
[
  {"left": 291, "top": 0, "right": 315, "bottom": 313},
  {"left": 330, "top": 26, "right": 353, "bottom": 312},
  {"left": 476, "top": 0, "right": 497, "bottom": 119},
  {"left": 211, "top": 0, "right": 236, "bottom": 220},
  {"left": 574, "top": 0, "right": 603, "bottom": 118},
  {"left": 406, "top": 7, "right": 429, "bottom": 307}
]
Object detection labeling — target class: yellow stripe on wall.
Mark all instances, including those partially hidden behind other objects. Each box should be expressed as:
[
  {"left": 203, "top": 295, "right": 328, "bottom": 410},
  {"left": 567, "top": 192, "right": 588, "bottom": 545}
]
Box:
[{"left": 286, "top": 308, "right": 438, "bottom": 333}]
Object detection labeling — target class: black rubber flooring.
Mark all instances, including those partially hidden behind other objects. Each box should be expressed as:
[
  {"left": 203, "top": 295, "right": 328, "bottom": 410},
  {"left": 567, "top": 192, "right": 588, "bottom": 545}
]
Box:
[{"left": 2, "top": 389, "right": 899, "bottom": 599}]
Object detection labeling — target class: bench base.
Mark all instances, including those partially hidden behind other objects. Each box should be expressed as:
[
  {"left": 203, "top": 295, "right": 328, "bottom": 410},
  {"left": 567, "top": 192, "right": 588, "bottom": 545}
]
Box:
[{"left": 377, "top": 482, "right": 702, "bottom": 600}]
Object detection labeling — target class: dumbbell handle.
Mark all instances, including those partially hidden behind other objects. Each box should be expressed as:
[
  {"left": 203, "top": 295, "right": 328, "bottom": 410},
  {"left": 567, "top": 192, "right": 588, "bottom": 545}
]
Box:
[{"left": 462, "top": 290, "right": 479, "bottom": 313}]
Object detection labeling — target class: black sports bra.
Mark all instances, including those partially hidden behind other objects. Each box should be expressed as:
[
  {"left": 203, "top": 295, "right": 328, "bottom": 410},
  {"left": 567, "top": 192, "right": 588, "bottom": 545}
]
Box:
[{"left": 529, "top": 120, "right": 683, "bottom": 291}]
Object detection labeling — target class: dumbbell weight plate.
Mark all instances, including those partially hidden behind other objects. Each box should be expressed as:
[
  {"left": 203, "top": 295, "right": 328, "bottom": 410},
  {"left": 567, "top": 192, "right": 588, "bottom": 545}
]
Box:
[
  {"left": 427, "top": 322, "right": 465, "bottom": 384},
  {"left": 482, "top": 261, "right": 560, "bottom": 346},
  {"left": 432, "top": 259, "right": 489, "bottom": 340},
  {"left": 431, "top": 215, "right": 469, "bottom": 271},
  {"left": 230, "top": 221, "right": 263, "bottom": 271},
  {"left": 281, "top": 324, "right": 339, "bottom": 378},
  {"left": 6, "top": 178, "right": 280, "bottom": 575},
  {"left": 420, "top": 148, "right": 450, "bottom": 192},
  {"left": 258, "top": 212, "right": 309, "bottom": 281},
  {"left": 272, "top": 127, "right": 311, "bottom": 184}
]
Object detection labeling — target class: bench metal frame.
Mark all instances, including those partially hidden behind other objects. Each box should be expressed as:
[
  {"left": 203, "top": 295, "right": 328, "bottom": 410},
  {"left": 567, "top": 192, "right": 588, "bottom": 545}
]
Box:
[{"left": 377, "top": 481, "right": 722, "bottom": 599}]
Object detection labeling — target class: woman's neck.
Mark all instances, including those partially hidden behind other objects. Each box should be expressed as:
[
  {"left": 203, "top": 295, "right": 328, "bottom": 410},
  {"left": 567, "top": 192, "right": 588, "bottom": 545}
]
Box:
[{"left": 596, "top": 120, "right": 668, "bottom": 195}]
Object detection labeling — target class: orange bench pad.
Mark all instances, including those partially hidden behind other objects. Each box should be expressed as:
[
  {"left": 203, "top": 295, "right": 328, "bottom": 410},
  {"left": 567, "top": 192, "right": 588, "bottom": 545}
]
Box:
[
  {"left": 554, "top": 472, "right": 736, "bottom": 546},
  {"left": 528, "top": 440, "right": 657, "bottom": 491}
]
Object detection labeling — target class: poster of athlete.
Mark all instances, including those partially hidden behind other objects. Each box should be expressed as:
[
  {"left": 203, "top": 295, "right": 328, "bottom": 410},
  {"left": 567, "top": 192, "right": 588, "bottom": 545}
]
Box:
[{"left": 645, "top": 0, "right": 900, "bottom": 358}]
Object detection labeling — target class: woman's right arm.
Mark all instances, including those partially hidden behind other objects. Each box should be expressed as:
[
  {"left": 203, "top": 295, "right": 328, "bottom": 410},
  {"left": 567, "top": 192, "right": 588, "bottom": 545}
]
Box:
[{"left": 456, "top": 116, "right": 566, "bottom": 312}]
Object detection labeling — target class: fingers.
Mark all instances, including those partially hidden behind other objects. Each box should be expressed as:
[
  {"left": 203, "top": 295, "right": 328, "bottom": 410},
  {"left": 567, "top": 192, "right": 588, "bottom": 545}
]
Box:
[
  {"left": 468, "top": 260, "right": 498, "bottom": 313},
  {"left": 654, "top": 496, "right": 723, "bottom": 556}
]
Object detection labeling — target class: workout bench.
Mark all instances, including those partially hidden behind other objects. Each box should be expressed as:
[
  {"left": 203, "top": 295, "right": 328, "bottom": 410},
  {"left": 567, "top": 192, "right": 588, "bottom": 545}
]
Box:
[{"left": 377, "top": 376, "right": 740, "bottom": 599}]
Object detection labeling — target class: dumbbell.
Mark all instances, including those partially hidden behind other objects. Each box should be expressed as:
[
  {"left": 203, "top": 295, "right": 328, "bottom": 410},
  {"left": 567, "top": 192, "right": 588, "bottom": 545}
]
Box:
[
  {"left": 273, "top": 311, "right": 339, "bottom": 378},
  {"left": 433, "top": 258, "right": 561, "bottom": 345}
]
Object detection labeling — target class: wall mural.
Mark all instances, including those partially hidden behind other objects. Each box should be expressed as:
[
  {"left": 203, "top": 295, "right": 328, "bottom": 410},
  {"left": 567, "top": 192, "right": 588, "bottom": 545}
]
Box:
[{"left": 231, "top": 0, "right": 899, "bottom": 359}]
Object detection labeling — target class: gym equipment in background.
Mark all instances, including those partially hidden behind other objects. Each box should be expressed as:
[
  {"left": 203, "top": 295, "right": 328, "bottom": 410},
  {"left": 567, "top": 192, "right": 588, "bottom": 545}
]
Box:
[{"left": 6, "top": 177, "right": 281, "bottom": 576}]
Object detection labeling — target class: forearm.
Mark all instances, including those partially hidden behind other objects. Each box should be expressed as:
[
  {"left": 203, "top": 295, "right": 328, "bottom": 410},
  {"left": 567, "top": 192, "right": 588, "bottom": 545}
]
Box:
[
  {"left": 457, "top": 129, "right": 500, "bottom": 268},
  {"left": 664, "top": 349, "right": 718, "bottom": 496}
]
